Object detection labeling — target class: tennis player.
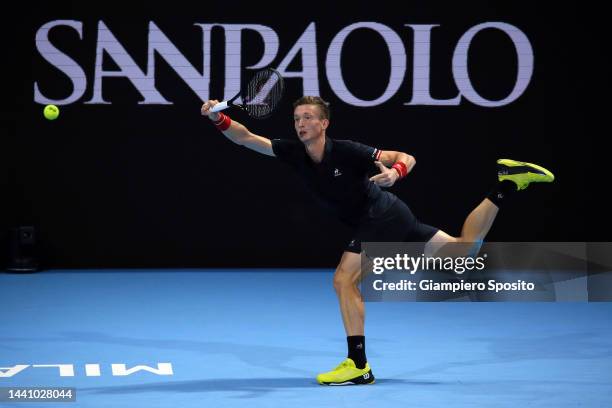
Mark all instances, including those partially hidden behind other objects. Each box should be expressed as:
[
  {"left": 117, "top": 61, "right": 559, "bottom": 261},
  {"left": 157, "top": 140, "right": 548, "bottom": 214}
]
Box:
[{"left": 201, "top": 96, "right": 554, "bottom": 385}]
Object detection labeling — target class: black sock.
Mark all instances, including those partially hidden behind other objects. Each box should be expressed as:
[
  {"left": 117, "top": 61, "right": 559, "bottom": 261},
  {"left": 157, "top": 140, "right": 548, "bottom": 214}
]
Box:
[
  {"left": 487, "top": 180, "right": 516, "bottom": 207},
  {"left": 347, "top": 336, "right": 367, "bottom": 369}
]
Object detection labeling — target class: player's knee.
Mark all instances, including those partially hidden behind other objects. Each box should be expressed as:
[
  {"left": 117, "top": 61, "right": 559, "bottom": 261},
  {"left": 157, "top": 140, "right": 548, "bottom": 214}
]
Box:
[{"left": 333, "top": 268, "right": 357, "bottom": 292}]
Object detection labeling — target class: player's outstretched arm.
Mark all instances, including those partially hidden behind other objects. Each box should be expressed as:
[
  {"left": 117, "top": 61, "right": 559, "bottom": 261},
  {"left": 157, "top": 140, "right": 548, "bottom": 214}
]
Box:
[{"left": 201, "top": 100, "right": 275, "bottom": 157}]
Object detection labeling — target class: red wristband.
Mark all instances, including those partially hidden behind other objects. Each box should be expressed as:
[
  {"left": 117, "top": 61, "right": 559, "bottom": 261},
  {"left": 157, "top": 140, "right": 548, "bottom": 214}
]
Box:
[
  {"left": 212, "top": 113, "right": 231, "bottom": 131},
  {"left": 392, "top": 162, "right": 408, "bottom": 179}
]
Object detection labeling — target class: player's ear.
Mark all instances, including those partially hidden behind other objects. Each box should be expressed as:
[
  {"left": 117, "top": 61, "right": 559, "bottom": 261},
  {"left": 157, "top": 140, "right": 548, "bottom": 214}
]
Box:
[{"left": 322, "top": 118, "right": 329, "bottom": 130}]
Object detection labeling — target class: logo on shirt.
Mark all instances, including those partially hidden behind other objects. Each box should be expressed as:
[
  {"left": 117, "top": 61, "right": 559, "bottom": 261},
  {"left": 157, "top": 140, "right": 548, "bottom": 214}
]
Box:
[{"left": 334, "top": 168, "right": 343, "bottom": 177}]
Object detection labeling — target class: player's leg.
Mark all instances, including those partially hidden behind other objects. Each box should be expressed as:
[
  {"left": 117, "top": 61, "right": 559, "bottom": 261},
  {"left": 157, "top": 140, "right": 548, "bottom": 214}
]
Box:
[
  {"left": 333, "top": 251, "right": 364, "bottom": 337},
  {"left": 425, "top": 158, "right": 554, "bottom": 256},
  {"left": 316, "top": 251, "right": 375, "bottom": 385},
  {"left": 424, "top": 197, "right": 499, "bottom": 256},
  {"left": 459, "top": 198, "right": 499, "bottom": 243}
]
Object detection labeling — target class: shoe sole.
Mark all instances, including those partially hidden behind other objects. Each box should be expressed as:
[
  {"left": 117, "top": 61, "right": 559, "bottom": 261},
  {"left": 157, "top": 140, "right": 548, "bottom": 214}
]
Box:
[
  {"left": 318, "top": 372, "right": 376, "bottom": 386},
  {"left": 319, "top": 379, "right": 376, "bottom": 386},
  {"left": 497, "top": 159, "right": 555, "bottom": 180}
]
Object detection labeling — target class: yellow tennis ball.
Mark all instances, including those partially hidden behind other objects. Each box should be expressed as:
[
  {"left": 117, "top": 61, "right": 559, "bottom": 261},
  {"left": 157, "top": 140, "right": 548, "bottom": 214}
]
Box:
[{"left": 44, "top": 104, "right": 60, "bottom": 120}]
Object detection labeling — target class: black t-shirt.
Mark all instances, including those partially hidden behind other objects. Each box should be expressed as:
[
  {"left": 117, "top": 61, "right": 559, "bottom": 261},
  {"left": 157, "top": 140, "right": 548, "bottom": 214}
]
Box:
[{"left": 271, "top": 137, "right": 397, "bottom": 226}]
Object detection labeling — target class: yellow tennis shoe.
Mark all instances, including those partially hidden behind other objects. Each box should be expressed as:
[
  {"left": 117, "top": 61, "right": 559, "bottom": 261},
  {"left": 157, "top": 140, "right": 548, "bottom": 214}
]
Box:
[
  {"left": 497, "top": 159, "right": 555, "bottom": 190},
  {"left": 316, "top": 358, "right": 375, "bottom": 385}
]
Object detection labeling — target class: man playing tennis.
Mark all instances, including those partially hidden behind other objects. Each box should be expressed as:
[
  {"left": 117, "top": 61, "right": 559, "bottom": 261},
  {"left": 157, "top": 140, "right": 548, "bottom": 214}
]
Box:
[{"left": 201, "top": 96, "right": 554, "bottom": 385}]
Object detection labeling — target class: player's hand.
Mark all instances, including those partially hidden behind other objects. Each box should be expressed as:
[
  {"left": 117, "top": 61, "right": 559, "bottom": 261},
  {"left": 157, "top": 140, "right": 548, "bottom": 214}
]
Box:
[
  {"left": 369, "top": 161, "right": 399, "bottom": 187},
  {"left": 201, "top": 100, "right": 221, "bottom": 122}
]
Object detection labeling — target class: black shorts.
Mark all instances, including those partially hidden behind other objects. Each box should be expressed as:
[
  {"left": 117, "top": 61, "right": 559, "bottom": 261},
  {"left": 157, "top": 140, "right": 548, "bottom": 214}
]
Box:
[{"left": 345, "top": 199, "right": 439, "bottom": 254}]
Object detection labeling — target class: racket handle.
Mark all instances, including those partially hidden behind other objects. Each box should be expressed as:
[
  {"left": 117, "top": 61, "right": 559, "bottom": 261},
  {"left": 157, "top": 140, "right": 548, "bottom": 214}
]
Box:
[{"left": 210, "top": 101, "right": 229, "bottom": 113}]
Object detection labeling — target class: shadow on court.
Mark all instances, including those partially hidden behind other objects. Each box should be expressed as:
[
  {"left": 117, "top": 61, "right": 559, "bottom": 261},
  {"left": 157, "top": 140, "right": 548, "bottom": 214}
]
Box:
[
  {"left": 81, "top": 378, "right": 442, "bottom": 398},
  {"left": 0, "top": 331, "right": 341, "bottom": 375},
  {"left": 393, "top": 331, "right": 612, "bottom": 379}
]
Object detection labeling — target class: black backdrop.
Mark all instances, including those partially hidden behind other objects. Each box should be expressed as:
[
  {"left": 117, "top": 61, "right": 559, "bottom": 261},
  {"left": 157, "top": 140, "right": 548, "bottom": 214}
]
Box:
[{"left": 3, "top": 2, "right": 600, "bottom": 268}]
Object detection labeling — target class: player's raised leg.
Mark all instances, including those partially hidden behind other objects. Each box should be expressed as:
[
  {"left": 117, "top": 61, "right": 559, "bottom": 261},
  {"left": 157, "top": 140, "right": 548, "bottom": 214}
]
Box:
[{"left": 425, "top": 159, "right": 554, "bottom": 256}]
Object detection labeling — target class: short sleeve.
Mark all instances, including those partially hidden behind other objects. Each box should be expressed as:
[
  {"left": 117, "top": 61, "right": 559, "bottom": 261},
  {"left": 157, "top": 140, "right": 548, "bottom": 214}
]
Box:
[{"left": 339, "top": 140, "right": 382, "bottom": 166}]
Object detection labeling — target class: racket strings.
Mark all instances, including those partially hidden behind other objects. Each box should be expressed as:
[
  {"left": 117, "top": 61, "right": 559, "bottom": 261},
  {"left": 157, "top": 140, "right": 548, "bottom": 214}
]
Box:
[{"left": 243, "top": 68, "right": 284, "bottom": 119}]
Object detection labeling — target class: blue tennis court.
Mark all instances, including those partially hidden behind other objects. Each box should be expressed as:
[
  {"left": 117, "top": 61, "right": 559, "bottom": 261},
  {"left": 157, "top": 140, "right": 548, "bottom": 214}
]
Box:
[{"left": 1, "top": 269, "right": 611, "bottom": 407}]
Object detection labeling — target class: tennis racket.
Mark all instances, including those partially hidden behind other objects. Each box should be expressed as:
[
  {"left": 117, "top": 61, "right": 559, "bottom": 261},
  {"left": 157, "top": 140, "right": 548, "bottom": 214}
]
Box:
[{"left": 210, "top": 68, "right": 284, "bottom": 119}]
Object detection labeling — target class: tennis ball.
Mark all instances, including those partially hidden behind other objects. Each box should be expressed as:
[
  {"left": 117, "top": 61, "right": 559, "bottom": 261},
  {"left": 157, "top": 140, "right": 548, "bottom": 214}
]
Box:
[{"left": 44, "top": 104, "right": 59, "bottom": 120}]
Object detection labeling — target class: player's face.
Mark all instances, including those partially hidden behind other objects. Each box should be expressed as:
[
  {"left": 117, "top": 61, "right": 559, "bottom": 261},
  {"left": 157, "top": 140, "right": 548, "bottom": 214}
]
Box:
[{"left": 293, "top": 104, "right": 328, "bottom": 143}]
